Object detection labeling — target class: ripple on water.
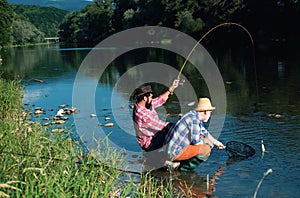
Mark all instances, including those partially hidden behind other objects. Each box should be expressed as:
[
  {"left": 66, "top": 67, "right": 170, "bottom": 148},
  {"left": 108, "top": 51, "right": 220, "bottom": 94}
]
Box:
[{"left": 210, "top": 114, "right": 300, "bottom": 197}]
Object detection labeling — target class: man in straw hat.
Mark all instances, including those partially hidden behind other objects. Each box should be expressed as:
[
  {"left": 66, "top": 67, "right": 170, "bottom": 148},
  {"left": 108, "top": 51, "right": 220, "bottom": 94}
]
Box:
[
  {"left": 132, "top": 79, "right": 180, "bottom": 152},
  {"left": 164, "top": 97, "right": 224, "bottom": 171}
]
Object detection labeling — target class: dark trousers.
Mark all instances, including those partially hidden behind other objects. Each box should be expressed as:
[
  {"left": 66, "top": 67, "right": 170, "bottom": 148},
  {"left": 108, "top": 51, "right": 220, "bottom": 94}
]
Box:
[{"left": 144, "top": 123, "right": 174, "bottom": 152}]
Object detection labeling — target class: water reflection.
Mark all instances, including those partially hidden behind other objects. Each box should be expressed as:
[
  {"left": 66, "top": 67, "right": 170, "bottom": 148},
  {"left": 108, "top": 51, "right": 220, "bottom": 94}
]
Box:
[
  {"left": 150, "top": 166, "right": 225, "bottom": 197},
  {"left": 2, "top": 43, "right": 299, "bottom": 116},
  {"left": 1, "top": 44, "right": 89, "bottom": 80}
]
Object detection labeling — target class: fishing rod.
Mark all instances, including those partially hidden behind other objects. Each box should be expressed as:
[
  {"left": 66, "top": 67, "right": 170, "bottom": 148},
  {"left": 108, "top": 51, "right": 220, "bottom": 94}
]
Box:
[{"left": 177, "top": 22, "right": 259, "bottom": 105}]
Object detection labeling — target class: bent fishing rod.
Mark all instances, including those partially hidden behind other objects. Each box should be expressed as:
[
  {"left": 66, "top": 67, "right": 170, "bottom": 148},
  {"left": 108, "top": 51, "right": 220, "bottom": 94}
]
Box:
[{"left": 176, "top": 22, "right": 259, "bottom": 104}]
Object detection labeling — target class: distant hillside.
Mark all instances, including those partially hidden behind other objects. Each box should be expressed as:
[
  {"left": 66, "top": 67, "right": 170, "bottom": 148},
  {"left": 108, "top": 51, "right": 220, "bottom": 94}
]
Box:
[
  {"left": 8, "top": 0, "right": 92, "bottom": 11},
  {"left": 13, "top": 4, "right": 69, "bottom": 37}
]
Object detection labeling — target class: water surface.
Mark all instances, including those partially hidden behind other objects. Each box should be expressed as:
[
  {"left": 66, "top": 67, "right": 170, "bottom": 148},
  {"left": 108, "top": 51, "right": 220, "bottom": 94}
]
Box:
[{"left": 1, "top": 42, "right": 300, "bottom": 197}]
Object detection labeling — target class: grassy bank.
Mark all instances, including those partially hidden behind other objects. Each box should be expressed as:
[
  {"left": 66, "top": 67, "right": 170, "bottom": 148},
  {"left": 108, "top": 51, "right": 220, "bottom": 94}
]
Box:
[{"left": 0, "top": 78, "right": 175, "bottom": 197}]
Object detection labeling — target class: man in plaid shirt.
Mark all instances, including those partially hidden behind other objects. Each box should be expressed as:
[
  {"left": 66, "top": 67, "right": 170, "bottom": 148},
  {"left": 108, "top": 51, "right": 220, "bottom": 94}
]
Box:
[
  {"left": 164, "top": 110, "right": 209, "bottom": 157},
  {"left": 133, "top": 79, "right": 179, "bottom": 151},
  {"left": 164, "top": 98, "right": 224, "bottom": 171}
]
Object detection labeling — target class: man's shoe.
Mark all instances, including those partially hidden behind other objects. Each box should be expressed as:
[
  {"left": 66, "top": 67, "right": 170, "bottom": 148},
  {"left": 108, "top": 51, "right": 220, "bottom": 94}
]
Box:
[{"left": 164, "top": 160, "right": 180, "bottom": 171}]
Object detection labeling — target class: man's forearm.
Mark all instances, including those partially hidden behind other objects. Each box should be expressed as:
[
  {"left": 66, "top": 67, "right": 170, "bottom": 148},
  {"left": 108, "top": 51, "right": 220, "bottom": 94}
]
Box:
[{"left": 204, "top": 132, "right": 218, "bottom": 147}]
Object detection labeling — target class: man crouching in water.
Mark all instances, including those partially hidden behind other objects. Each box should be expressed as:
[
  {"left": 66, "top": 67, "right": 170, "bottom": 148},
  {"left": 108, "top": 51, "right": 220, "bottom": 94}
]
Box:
[{"left": 164, "top": 97, "right": 225, "bottom": 171}]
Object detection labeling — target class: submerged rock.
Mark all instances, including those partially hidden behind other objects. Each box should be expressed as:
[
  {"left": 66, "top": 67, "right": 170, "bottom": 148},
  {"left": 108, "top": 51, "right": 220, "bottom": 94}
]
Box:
[
  {"left": 56, "top": 109, "right": 64, "bottom": 117},
  {"left": 34, "top": 107, "right": 42, "bottom": 111},
  {"left": 64, "top": 107, "right": 78, "bottom": 115},
  {"left": 55, "top": 120, "right": 65, "bottom": 125},
  {"left": 51, "top": 128, "right": 65, "bottom": 133},
  {"left": 59, "top": 104, "right": 68, "bottom": 108},
  {"left": 33, "top": 79, "right": 43, "bottom": 83},
  {"left": 274, "top": 114, "right": 283, "bottom": 118},
  {"left": 90, "top": 114, "right": 97, "bottom": 118},
  {"left": 43, "top": 122, "right": 50, "bottom": 126},
  {"left": 104, "top": 123, "right": 114, "bottom": 127},
  {"left": 34, "top": 110, "right": 44, "bottom": 115},
  {"left": 60, "top": 116, "right": 69, "bottom": 120},
  {"left": 53, "top": 116, "right": 61, "bottom": 120},
  {"left": 267, "top": 113, "right": 283, "bottom": 119}
]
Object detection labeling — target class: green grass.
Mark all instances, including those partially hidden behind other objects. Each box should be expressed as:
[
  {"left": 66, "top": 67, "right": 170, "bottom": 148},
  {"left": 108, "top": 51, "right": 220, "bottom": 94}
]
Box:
[
  {"left": 0, "top": 77, "right": 177, "bottom": 197},
  {"left": 0, "top": 78, "right": 23, "bottom": 119}
]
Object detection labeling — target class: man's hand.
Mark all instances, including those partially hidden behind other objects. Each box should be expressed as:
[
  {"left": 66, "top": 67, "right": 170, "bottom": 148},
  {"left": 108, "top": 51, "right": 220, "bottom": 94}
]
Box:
[
  {"left": 170, "top": 79, "right": 180, "bottom": 91},
  {"left": 215, "top": 140, "right": 225, "bottom": 149}
]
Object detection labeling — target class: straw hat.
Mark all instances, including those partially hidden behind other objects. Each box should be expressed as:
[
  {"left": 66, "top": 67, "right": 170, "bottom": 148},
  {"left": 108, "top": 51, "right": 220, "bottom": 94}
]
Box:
[
  {"left": 133, "top": 85, "right": 153, "bottom": 99},
  {"left": 195, "top": 98, "right": 216, "bottom": 111}
]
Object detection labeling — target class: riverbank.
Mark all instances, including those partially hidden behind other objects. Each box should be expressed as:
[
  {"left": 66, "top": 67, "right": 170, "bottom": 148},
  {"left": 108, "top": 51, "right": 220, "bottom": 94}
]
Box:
[
  {"left": 0, "top": 77, "right": 179, "bottom": 197},
  {"left": 0, "top": 41, "right": 60, "bottom": 49}
]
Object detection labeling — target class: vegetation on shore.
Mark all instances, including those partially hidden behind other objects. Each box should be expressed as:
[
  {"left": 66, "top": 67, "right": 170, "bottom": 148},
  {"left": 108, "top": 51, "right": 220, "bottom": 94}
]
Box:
[
  {"left": 13, "top": 4, "right": 69, "bottom": 38},
  {"left": 0, "top": 77, "right": 178, "bottom": 197},
  {"left": 0, "top": 0, "right": 68, "bottom": 47},
  {"left": 1, "top": 0, "right": 300, "bottom": 47},
  {"left": 58, "top": 0, "right": 300, "bottom": 45}
]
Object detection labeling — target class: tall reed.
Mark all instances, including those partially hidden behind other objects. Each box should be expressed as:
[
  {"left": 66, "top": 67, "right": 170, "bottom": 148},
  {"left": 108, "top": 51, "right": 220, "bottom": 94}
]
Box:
[{"left": 0, "top": 78, "right": 23, "bottom": 119}]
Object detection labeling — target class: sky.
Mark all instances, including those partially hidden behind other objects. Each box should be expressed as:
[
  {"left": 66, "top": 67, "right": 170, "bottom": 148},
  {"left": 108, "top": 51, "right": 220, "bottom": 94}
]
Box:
[{"left": 7, "top": 0, "right": 93, "bottom": 11}]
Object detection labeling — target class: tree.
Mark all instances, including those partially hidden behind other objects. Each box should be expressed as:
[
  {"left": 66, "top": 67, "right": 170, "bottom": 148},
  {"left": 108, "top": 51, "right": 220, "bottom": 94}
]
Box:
[
  {"left": 0, "top": 0, "right": 14, "bottom": 47},
  {"left": 10, "top": 15, "right": 45, "bottom": 45},
  {"left": 108, "top": 0, "right": 138, "bottom": 30},
  {"left": 161, "top": 0, "right": 243, "bottom": 34},
  {"left": 59, "top": 2, "right": 115, "bottom": 44},
  {"left": 14, "top": 5, "right": 69, "bottom": 37},
  {"left": 22, "top": 0, "right": 245, "bottom": 45}
]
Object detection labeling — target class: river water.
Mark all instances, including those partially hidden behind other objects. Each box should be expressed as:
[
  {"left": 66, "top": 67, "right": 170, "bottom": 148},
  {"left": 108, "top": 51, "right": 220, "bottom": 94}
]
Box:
[{"left": 1, "top": 37, "right": 300, "bottom": 197}]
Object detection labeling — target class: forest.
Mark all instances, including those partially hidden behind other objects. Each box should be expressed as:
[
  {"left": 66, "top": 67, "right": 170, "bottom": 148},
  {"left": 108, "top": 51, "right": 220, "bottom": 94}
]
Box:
[
  {"left": 58, "top": 0, "right": 300, "bottom": 46},
  {"left": 0, "top": 1, "right": 68, "bottom": 46},
  {"left": 1, "top": 0, "right": 299, "bottom": 47}
]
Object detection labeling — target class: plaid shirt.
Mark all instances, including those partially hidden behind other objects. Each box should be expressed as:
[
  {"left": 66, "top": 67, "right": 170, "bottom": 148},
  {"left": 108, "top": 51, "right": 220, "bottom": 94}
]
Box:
[
  {"left": 133, "top": 96, "right": 169, "bottom": 149},
  {"left": 165, "top": 110, "right": 208, "bottom": 158}
]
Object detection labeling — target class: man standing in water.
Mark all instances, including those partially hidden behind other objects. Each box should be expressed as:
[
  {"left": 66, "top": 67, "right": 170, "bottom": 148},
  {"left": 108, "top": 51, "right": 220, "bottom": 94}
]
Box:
[
  {"left": 165, "top": 97, "right": 225, "bottom": 171},
  {"left": 132, "top": 79, "right": 179, "bottom": 152}
]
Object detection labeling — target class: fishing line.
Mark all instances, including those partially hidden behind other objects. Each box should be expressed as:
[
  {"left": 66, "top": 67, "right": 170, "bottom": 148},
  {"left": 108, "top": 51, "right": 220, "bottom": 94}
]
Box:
[
  {"left": 177, "top": 22, "right": 267, "bottom": 162},
  {"left": 177, "top": 22, "right": 259, "bottom": 105}
]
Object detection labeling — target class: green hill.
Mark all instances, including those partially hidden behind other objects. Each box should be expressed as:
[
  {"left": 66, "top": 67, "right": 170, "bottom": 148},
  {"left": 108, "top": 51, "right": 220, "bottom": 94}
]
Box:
[{"left": 13, "top": 4, "right": 69, "bottom": 37}]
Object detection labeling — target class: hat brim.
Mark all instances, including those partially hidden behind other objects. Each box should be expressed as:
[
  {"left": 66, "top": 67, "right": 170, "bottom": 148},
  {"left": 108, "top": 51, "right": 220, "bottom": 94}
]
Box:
[
  {"left": 133, "top": 91, "right": 153, "bottom": 99},
  {"left": 195, "top": 107, "right": 216, "bottom": 112}
]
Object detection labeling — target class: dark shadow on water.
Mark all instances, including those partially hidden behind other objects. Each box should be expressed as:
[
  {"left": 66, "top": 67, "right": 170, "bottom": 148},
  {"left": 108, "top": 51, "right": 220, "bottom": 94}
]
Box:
[
  {"left": 150, "top": 166, "right": 225, "bottom": 197},
  {"left": 225, "top": 156, "right": 255, "bottom": 167}
]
